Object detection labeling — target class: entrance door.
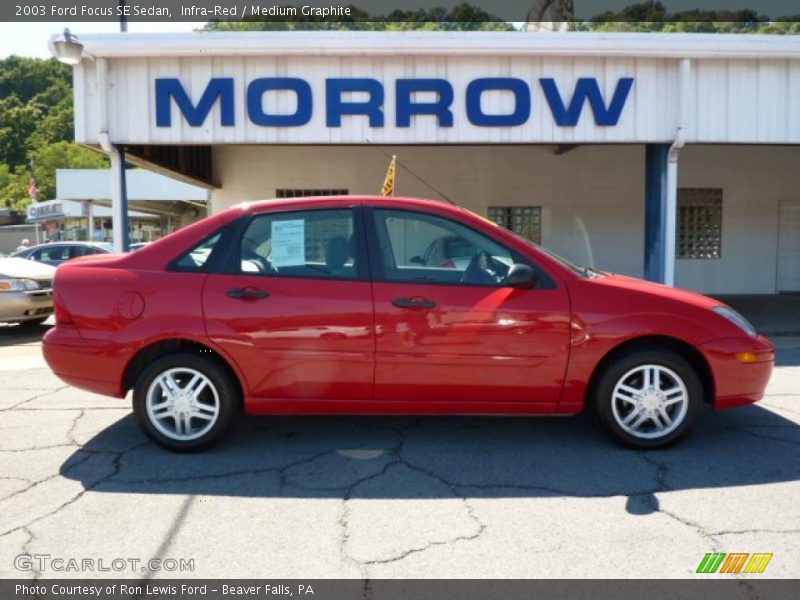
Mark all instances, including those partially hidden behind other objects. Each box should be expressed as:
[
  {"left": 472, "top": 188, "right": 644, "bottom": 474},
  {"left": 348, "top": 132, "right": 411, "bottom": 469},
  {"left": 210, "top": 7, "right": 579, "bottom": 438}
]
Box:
[{"left": 777, "top": 201, "right": 800, "bottom": 292}]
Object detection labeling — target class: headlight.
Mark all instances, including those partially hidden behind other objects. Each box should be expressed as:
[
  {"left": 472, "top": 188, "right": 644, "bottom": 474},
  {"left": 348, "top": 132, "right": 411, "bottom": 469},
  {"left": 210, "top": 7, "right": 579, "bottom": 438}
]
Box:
[
  {"left": 712, "top": 306, "right": 757, "bottom": 337},
  {"left": 0, "top": 278, "right": 40, "bottom": 292}
]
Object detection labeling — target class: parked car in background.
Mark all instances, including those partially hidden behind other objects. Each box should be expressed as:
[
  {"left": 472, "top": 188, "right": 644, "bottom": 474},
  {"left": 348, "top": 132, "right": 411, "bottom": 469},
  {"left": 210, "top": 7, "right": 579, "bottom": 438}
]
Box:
[
  {"left": 128, "top": 242, "right": 152, "bottom": 252},
  {"left": 0, "top": 257, "right": 55, "bottom": 326},
  {"left": 43, "top": 196, "right": 774, "bottom": 452},
  {"left": 13, "top": 242, "right": 113, "bottom": 267}
]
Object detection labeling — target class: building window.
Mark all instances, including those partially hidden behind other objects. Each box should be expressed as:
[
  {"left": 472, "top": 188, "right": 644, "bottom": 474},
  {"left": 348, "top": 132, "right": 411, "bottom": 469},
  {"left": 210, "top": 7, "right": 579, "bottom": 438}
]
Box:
[
  {"left": 678, "top": 188, "right": 723, "bottom": 259},
  {"left": 487, "top": 206, "right": 542, "bottom": 243},
  {"left": 276, "top": 189, "right": 348, "bottom": 198}
]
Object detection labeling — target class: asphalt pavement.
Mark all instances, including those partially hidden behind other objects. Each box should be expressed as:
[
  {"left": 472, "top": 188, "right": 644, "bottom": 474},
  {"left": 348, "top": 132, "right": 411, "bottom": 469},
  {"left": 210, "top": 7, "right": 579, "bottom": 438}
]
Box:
[{"left": 0, "top": 321, "right": 798, "bottom": 579}]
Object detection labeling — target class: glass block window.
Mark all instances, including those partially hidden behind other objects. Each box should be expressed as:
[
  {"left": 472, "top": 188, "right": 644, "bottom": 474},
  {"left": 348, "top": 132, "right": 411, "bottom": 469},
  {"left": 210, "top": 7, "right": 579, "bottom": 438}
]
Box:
[
  {"left": 487, "top": 206, "right": 542, "bottom": 244},
  {"left": 678, "top": 188, "right": 723, "bottom": 259},
  {"left": 276, "top": 189, "right": 348, "bottom": 198}
]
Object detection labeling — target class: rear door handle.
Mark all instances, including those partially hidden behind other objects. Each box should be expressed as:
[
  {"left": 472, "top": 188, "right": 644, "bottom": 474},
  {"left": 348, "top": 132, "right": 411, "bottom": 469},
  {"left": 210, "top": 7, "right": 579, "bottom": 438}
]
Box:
[
  {"left": 227, "top": 287, "right": 269, "bottom": 300},
  {"left": 392, "top": 296, "right": 437, "bottom": 309}
]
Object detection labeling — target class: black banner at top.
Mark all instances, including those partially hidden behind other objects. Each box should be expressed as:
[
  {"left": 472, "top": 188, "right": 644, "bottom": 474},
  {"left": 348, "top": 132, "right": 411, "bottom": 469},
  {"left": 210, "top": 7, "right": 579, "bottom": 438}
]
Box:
[{"left": 4, "top": 0, "right": 800, "bottom": 23}]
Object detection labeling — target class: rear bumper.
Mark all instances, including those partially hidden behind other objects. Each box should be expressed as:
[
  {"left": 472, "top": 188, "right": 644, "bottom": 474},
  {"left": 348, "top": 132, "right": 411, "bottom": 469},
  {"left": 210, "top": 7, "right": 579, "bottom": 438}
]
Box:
[
  {"left": 42, "top": 326, "right": 127, "bottom": 398},
  {"left": 0, "top": 290, "right": 53, "bottom": 323},
  {"left": 700, "top": 335, "right": 775, "bottom": 410}
]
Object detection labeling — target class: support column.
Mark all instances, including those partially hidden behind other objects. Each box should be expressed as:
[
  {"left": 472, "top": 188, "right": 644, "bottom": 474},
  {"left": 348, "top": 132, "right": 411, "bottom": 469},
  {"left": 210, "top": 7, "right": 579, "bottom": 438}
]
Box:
[
  {"left": 109, "top": 145, "right": 130, "bottom": 252},
  {"left": 84, "top": 200, "right": 94, "bottom": 242},
  {"left": 644, "top": 144, "right": 670, "bottom": 284}
]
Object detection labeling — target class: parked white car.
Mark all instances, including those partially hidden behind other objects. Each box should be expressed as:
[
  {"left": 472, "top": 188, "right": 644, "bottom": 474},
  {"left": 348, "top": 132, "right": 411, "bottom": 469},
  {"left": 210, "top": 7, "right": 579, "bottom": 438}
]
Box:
[{"left": 0, "top": 258, "right": 55, "bottom": 326}]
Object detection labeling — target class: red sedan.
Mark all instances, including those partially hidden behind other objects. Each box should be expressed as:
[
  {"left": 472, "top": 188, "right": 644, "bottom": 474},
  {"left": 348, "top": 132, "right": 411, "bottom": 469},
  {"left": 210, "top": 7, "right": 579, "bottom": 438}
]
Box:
[{"left": 43, "top": 196, "right": 774, "bottom": 451}]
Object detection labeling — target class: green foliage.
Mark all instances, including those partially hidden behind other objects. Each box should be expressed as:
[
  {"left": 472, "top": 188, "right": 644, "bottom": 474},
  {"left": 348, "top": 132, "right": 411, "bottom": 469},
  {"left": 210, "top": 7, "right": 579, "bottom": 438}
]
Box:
[
  {"left": 0, "top": 56, "right": 107, "bottom": 211},
  {"left": 578, "top": 1, "right": 800, "bottom": 33},
  {"left": 203, "top": 3, "right": 514, "bottom": 31}
]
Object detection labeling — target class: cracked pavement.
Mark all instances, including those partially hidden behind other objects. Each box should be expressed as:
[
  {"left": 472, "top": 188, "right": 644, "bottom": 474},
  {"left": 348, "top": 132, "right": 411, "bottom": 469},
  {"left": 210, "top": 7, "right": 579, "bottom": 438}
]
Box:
[{"left": 0, "top": 322, "right": 799, "bottom": 579}]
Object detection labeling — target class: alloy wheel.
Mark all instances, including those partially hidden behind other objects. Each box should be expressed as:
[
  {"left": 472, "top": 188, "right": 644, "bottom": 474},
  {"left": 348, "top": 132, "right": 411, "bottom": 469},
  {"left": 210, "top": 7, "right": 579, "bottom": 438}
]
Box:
[
  {"left": 610, "top": 364, "right": 689, "bottom": 440},
  {"left": 145, "top": 367, "right": 220, "bottom": 442}
]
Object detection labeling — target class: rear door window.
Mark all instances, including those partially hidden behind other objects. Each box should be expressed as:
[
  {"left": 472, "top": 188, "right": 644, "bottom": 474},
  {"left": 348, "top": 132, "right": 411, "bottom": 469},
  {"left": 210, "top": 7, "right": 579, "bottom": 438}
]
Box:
[{"left": 239, "top": 209, "right": 362, "bottom": 280}]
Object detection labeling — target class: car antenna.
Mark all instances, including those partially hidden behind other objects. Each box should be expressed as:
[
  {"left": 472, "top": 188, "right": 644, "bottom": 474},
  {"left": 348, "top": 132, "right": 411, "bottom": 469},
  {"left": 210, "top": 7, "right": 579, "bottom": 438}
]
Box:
[{"left": 364, "top": 138, "right": 458, "bottom": 205}]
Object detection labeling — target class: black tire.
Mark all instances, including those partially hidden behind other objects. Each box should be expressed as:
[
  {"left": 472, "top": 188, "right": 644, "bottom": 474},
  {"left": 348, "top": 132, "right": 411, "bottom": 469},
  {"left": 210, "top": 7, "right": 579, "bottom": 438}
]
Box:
[
  {"left": 19, "top": 317, "right": 49, "bottom": 327},
  {"left": 594, "top": 347, "right": 702, "bottom": 450},
  {"left": 132, "top": 352, "right": 240, "bottom": 452}
]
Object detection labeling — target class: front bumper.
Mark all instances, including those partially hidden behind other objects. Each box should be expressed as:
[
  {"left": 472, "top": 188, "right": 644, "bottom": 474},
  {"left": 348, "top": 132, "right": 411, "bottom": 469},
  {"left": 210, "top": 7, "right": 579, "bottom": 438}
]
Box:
[
  {"left": 0, "top": 289, "right": 53, "bottom": 323},
  {"left": 700, "top": 335, "right": 775, "bottom": 409}
]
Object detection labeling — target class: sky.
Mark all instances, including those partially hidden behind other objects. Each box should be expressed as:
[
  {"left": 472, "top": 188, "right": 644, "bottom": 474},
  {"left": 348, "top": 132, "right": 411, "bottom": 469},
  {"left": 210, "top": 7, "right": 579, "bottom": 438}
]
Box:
[{"left": 0, "top": 22, "right": 205, "bottom": 59}]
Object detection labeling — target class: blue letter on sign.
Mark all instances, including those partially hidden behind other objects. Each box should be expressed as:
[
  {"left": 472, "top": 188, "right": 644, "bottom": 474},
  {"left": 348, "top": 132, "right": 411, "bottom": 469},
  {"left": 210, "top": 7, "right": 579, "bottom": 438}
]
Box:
[
  {"left": 326, "top": 79, "right": 384, "bottom": 127},
  {"left": 466, "top": 78, "right": 531, "bottom": 127},
  {"left": 540, "top": 77, "right": 634, "bottom": 126},
  {"left": 155, "top": 78, "right": 234, "bottom": 127},
  {"left": 396, "top": 79, "right": 454, "bottom": 127},
  {"left": 247, "top": 78, "right": 312, "bottom": 127}
]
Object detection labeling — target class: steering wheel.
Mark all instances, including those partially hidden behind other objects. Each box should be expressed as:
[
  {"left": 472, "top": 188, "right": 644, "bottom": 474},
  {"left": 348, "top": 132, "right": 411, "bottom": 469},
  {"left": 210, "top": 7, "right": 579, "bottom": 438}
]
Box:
[
  {"left": 461, "top": 251, "right": 504, "bottom": 285},
  {"left": 241, "top": 248, "right": 276, "bottom": 274}
]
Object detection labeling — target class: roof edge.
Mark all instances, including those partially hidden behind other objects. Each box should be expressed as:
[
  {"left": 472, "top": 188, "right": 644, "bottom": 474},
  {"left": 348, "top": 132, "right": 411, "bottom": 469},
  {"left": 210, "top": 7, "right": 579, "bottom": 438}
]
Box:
[{"left": 54, "top": 31, "right": 800, "bottom": 61}]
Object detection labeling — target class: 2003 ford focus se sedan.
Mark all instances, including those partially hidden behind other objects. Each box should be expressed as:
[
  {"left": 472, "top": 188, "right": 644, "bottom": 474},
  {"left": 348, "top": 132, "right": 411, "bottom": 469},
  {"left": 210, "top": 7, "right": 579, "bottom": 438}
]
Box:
[{"left": 43, "top": 196, "right": 774, "bottom": 451}]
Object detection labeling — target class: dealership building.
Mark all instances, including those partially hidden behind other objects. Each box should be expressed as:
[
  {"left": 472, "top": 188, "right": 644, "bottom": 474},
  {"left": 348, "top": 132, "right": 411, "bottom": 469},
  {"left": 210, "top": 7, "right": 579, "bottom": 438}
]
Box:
[{"left": 54, "top": 30, "right": 800, "bottom": 294}]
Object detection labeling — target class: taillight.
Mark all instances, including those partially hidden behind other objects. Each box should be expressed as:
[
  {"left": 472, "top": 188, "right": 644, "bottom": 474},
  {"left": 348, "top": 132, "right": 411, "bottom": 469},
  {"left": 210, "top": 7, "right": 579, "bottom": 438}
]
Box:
[{"left": 53, "top": 291, "right": 74, "bottom": 325}]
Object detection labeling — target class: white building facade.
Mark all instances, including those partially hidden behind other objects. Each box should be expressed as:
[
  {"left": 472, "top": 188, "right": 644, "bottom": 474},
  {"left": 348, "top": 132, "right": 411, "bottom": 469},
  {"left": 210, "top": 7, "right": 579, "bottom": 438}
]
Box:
[{"left": 58, "top": 31, "right": 800, "bottom": 294}]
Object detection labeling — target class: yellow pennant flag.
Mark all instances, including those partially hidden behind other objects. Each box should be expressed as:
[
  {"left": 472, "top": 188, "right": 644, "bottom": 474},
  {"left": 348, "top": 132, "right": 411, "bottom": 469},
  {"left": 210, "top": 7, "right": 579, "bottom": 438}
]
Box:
[{"left": 381, "top": 155, "right": 396, "bottom": 196}]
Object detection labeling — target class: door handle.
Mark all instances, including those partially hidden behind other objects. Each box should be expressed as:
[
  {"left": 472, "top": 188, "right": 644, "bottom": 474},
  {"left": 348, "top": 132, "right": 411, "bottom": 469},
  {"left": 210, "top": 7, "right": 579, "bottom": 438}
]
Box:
[
  {"left": 227, "top": 287, "right": 269, "bottom": 300},
  {"left": 392, "top": 296, "right": 437, "bottom": 309}
]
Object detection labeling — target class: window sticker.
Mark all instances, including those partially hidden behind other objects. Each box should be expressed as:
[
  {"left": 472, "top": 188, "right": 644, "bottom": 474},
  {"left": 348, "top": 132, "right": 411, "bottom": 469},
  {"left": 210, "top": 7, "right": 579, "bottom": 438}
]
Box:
[{"left": 271, "top": 219, "right": 306, "bottom": 267}]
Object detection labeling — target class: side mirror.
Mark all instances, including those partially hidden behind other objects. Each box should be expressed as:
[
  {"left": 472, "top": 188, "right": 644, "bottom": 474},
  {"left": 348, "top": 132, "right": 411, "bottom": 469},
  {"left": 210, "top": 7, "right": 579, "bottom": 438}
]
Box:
[
  {"left": 409, "top": 255, "right": 425, "bottom": 265},
  {"left": 506, "top": 263, "right": 538, "bottom": 289}
]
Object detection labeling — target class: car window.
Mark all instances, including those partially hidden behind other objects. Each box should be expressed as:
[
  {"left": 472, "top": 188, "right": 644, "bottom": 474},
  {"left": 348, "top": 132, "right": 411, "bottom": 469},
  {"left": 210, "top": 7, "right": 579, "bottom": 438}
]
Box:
[
  {"left": 240, "top": 209, "right": 358, "bottom": 280},
  {"left": 373, "top": 209, "right": 515, "bottom": 286},
  {"left": 38, "top": 246, "right": 70, "bottom": 262},
  {"left": 71, "top": 245, "right": 99, "bottom": 258},
  {"left": 173, "top": 232, "right": 223, "bottom": 271}
]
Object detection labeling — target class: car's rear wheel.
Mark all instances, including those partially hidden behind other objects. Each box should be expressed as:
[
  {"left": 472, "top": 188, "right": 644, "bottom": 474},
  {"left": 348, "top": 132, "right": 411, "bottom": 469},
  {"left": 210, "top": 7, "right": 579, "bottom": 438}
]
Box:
[
  {"left": 132, "top": 352, "right": 239, "bottom": 451},
  {"left": 594, "top": 348, "right": 702, "bottom": 449}
]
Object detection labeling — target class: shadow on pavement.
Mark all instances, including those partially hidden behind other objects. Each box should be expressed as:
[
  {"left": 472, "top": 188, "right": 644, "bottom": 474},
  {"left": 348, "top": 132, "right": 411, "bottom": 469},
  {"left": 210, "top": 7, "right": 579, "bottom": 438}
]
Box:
[
  {"left": 60, "top": 403, "right": 800, "bottom": 515},
  {"left": 775, "top": 340, "right": 800, "bottom": 367},
  {"left": 0, "top": 322, "right": 51, "bottom": 346}
]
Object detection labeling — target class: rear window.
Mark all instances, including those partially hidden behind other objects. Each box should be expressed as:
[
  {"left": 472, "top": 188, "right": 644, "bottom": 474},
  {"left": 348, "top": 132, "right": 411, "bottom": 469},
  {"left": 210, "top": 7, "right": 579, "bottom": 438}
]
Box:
[{"left": 172, "top": 233, "right": 223, "bottom": 271}]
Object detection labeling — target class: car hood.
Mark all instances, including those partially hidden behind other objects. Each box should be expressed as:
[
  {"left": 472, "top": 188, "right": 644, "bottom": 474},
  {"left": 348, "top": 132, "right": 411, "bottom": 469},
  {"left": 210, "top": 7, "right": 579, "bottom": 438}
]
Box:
[
  {"left": 0, "top": 257, "right": 57, "bottom": 279},
  {"left": 593, "top": 273, "right": 720, "bottom": 310}
]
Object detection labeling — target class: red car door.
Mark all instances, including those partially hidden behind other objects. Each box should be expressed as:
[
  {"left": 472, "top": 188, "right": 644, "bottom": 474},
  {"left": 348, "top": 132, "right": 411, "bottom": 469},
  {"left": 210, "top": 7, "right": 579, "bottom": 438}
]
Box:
[
  {"left": 367, "top": 206, "right": 571, "bottom": 412},
  {"left": 202, "top": 206, "right": 375, "bottom": 407}
]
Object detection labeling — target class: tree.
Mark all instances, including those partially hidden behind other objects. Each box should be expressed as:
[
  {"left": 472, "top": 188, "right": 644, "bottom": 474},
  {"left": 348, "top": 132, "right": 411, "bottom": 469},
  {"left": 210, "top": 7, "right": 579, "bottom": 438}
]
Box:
[
  {"left": 577, "top": 1, "right": 800, "bottom": 33},
  {"left": 203, "top": 3, "right": 514, "bottom": 31},
  {"left": 29, "top": 142, "right": 108, "bottom": 204},
  {"left": 0, "top": 56, "right": 108, "bottom": 211}
]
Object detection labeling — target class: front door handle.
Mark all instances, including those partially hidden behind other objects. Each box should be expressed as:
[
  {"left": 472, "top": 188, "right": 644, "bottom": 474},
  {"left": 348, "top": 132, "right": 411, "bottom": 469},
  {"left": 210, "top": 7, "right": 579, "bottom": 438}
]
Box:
[
  {"left": 227, "top": 287, "right": 269, "bottom": 300},
  {"left": 392, "top": 296, "right": 437, "bottom": 310}
]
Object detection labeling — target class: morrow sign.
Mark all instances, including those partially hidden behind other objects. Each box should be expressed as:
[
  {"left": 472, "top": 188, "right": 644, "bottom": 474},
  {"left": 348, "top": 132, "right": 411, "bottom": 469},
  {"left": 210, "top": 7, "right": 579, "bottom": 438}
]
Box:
[{"left": 155, "top": 76, "right": 635, "bottom": 129}]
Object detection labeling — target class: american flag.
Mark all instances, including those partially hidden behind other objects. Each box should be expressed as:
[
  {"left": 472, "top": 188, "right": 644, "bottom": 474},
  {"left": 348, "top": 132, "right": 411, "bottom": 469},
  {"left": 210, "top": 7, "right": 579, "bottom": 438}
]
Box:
[{"left": 28, "top": 175, "right": 38, "bottom": 202}]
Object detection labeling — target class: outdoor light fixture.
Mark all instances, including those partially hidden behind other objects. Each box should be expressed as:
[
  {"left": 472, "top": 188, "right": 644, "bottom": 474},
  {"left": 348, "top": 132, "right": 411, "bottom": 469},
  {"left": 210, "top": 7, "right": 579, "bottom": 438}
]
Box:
[{"left": 52, "top": 28, "right": 83, "bottom": 65}]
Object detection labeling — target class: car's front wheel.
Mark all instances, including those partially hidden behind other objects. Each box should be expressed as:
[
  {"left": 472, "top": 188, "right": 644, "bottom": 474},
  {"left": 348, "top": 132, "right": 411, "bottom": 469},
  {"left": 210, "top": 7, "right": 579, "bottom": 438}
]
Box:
[
  {"left": 132, "top": 352, "right": 239, "bottom": 451},
  {"left": 594, "top": 348, "right": 702, "bottom": 449}
]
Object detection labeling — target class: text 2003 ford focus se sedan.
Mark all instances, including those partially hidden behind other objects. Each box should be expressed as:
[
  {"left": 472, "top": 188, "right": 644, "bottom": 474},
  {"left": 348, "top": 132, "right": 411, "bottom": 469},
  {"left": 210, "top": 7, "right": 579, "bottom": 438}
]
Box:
[{"left": 43, "top": 196, "right": 774, "bottom": 451}]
